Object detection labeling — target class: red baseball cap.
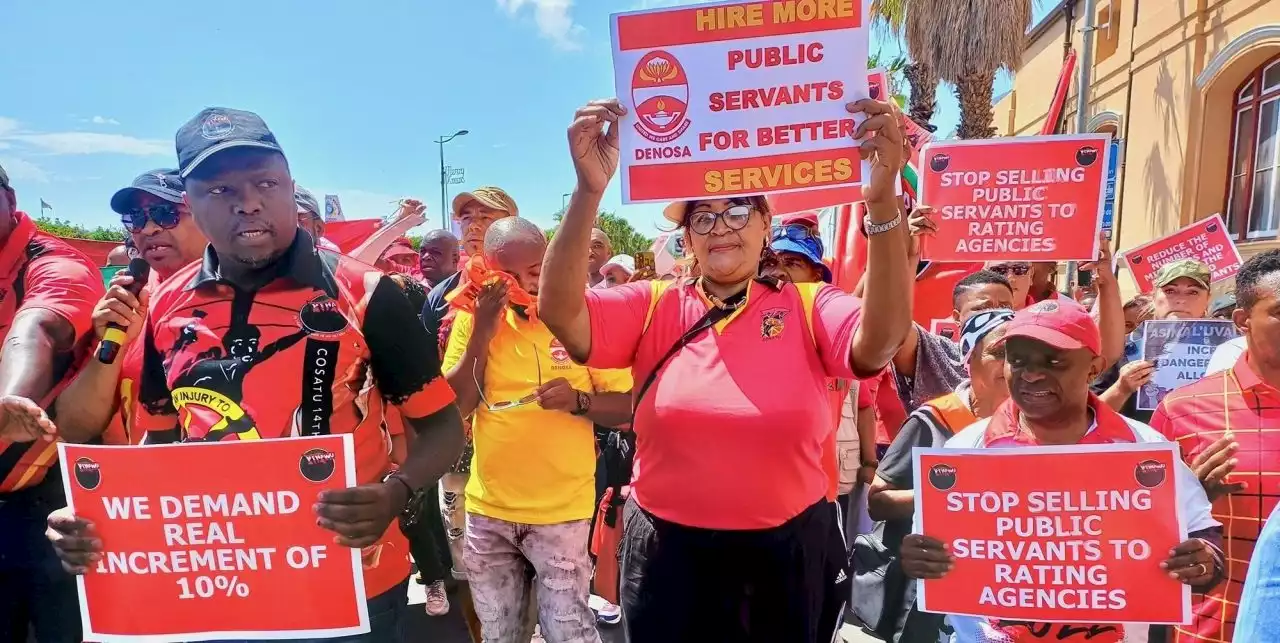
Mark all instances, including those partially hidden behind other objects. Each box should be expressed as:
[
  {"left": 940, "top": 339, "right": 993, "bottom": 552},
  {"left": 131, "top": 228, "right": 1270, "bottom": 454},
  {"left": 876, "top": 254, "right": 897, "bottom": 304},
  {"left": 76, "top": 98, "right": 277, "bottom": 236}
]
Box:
[
  {"left": 1001, "top": 298, "right": 1101, "bottom": 356},
  {"left": 779, "top": 210, "right": 820, "bottom": 228}
]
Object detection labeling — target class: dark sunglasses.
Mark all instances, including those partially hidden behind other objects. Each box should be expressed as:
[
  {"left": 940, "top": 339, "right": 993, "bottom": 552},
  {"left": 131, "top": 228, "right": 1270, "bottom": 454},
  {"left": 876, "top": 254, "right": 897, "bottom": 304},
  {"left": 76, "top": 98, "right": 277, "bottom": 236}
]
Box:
[
  {"left": 989, "top": 263, "right": 1031, "bottom": 277},
  {"left": 121, "top": 204, "right": 181, "bottom": 233},
  {"left": 687, "top": 204, "right": 752, "bottom": 235}
]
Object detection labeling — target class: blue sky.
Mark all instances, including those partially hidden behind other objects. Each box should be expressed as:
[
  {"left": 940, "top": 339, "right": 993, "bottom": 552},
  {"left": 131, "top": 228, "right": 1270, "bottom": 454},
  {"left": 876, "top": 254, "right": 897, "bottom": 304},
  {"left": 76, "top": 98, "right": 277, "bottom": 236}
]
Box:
[{"left": 0, "top": 0, "right": 1033, "bottom": 237}]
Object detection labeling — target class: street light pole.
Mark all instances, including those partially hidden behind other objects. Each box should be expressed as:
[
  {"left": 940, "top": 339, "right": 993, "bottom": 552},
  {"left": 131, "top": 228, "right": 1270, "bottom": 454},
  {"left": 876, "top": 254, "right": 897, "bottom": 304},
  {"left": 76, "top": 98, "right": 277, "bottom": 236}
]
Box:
[
  {"left": 562, "top": 192, "right": 571, "bottom": 212},
  {"left": 436, "top": 129, "right": 470, "bottom": 230}
]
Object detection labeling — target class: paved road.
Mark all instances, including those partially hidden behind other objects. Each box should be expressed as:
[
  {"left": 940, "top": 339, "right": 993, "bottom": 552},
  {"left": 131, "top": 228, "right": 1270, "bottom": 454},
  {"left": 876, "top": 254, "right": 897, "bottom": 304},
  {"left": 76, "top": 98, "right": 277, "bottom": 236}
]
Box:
[{"left": 402, "top": 583, "right": 881, "bottom": 642}]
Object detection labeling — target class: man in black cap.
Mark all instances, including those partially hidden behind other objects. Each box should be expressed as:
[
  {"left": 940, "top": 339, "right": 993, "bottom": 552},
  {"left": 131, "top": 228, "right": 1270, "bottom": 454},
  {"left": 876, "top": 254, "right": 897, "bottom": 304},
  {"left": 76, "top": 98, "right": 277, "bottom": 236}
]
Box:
[
  {"left": 43, "top": 108, "right": 465, "bottom": 642},
  {"left": 0, "top": 162, "right": 103, "bottom": 642},
  {"left": 49, "top": 169, "right": 209, "bottom": 447}
]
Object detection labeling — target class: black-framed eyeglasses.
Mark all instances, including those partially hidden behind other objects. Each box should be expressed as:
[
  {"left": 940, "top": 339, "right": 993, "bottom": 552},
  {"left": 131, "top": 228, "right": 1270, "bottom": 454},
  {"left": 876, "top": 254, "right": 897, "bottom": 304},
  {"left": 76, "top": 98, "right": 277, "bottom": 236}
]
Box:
[
  {"left": 989, "top": 262, "right": 1031, "bottom": 277},
  {"left": 473, "top": 345, "right": 543, "bottom": 412},
  {"left": 122, "top": 204, "right": 181, "bottom": 233},
  {"left": 687, "top": 204, "right": 752, "bottom": 235}
]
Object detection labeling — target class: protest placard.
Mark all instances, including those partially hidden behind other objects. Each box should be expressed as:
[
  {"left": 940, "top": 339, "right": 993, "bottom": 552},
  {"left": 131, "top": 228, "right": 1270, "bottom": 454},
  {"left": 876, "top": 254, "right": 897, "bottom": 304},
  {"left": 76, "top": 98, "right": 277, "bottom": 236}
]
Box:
[
  {"left": 930, "top": 318, "right": 958, "bottom": 341},
  {"left": 919, "top": 134, "right": 1110, "bottom": 262},
  {"left": 1122, "top": 214, "right": 1242, "bottom": 293},
  {"left": 914, "top": 443, "right": 1189, "bottom": 625},
  {"left": 59, "top": 436, "right": 368, "bottom": 642},
  {"left": 1137, "top": 319, "right": 1239, "bottom": 411},
  {"left": 611, "top": 0, "right": 870, "bottom": 204}
]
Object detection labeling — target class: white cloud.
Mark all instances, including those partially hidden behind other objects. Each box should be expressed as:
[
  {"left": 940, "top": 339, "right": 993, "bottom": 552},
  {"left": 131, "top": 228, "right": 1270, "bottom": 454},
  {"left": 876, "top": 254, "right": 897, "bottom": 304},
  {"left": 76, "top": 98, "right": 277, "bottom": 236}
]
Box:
[
  {"left": 0, "top": 117, "right": 19, "bottom": 137},
  {"left": 496, "top": 0, "right": 585, "bottom": 51},
  {"left": 5, "top": 132, "right": 169, "bottom": 156},
  {"left": 90, "top": 116, "right": 121, "bottom": 125},
  {"left": 0, "top": 157, "right": 51, "bottom": 184}
]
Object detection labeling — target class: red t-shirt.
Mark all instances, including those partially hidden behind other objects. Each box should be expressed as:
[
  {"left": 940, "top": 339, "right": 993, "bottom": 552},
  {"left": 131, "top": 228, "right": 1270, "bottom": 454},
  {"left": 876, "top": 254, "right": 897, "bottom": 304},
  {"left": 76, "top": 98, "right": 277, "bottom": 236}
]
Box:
[
  {"left": 858, "top": 369, "right": 906, "bottom": 446},
  {"left": 912, "top": 262, "right": 983, "bottom": 327},
  {"left": 0, "top": 211, "right": 103, "bottom": 492},
  {"left": 584, "top": 279, "right": 864, "bottom": 530}
]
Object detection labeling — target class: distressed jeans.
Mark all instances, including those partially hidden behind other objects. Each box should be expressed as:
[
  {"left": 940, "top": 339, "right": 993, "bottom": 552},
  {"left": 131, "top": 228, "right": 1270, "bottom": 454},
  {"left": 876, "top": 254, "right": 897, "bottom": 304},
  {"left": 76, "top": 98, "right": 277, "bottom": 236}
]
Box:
[{"left": 464, "top": 513, "right": 600, "bottom": 643}]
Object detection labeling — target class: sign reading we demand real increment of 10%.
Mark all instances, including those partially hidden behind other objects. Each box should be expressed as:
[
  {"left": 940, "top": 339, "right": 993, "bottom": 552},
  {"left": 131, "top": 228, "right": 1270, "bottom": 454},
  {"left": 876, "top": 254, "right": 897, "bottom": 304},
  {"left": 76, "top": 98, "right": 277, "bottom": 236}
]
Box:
[
  {"left": 59, "top": 435, "right": 368, "bottom": 642},
  {"left": 611, "top": 0, "right": 873, "bottom": 203}
]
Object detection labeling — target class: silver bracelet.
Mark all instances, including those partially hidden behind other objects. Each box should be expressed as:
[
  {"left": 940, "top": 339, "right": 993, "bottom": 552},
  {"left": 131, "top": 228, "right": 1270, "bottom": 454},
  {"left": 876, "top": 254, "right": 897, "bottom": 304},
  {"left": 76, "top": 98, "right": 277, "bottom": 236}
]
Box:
[{"left": 863, "top": 211, "right": 903, "bottom": 236}]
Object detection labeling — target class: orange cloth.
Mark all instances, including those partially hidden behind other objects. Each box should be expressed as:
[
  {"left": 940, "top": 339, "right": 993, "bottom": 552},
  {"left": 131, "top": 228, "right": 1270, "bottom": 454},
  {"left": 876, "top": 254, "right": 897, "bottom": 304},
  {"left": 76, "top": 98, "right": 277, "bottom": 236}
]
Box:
[{"left": 445, "top": 255, "right": 538, "bottom": 320}]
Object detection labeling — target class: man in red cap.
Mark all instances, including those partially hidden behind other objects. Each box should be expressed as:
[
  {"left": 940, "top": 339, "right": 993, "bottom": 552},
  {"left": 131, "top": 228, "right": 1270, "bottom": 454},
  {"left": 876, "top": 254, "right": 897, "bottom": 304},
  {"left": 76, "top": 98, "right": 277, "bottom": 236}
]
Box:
[{"left": 899, "top": 298, "right": 1224, "bottom": 641}]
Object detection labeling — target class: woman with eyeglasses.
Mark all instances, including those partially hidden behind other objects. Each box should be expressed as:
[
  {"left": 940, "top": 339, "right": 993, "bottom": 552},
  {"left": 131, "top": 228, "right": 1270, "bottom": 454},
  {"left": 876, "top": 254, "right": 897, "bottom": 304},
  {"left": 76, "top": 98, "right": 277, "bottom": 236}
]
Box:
[
  {"left": 51, "top": 169, "right": 207, "bottom": 446},
  {"left": 539, "top": 97, "right": 914, "bottom": 642}
]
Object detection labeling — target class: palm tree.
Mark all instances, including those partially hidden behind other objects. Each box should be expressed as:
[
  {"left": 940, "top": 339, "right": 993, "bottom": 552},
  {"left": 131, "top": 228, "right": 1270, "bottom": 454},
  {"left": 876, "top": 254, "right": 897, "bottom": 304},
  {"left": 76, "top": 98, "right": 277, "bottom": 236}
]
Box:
[
  {"left": 870, "top": 0, "right": 940, "bottom": 127},
  {"left": 906, "top": 0, "right": 1033, "bottom": 139}
]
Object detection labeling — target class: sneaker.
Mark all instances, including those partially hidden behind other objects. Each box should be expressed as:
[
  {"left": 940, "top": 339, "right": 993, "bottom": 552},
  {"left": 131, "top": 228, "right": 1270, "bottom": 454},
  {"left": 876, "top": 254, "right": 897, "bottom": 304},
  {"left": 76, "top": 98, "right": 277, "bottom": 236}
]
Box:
[
  {"left": 424, "top": 580, "right": 450, "bottom": 616},
  {"left": 590, "top": 595, "right": 622, "bottom": 626}
]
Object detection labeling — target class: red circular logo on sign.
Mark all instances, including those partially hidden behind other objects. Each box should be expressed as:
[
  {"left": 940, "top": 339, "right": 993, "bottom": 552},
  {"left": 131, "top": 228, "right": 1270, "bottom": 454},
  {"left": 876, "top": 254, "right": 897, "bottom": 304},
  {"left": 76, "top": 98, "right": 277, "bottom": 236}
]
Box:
[{"left": 631, "top": 51, "right": 692, "bottom": 144}]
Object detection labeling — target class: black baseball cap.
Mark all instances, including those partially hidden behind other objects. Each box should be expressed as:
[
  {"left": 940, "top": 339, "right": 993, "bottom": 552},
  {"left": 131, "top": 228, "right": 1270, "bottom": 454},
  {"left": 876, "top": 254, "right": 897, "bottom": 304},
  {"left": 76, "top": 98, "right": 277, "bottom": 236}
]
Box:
[
  {"left": 175, "top": 107, "right": 284, "bottom": 179},
  {"left": 110, "top": 169, "right": 184, "bottom": 214}
]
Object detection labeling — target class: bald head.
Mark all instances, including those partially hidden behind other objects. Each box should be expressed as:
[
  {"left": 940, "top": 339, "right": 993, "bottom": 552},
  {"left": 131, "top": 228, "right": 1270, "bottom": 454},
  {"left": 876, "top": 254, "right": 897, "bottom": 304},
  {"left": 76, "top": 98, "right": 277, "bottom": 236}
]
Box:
[
  {"left": 588, "top": 228, "right": 613, "bottom": 284},
  {"left": 484, "top": 217, "right": 546, "bottom": 294},
  {"left": 419, "top": 228, "right": 461, "bottom": 286}
]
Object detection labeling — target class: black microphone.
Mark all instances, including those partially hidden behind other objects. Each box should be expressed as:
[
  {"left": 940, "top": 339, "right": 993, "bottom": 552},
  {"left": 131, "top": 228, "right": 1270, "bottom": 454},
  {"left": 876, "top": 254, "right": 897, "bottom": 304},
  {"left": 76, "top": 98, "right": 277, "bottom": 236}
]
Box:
[{"left": 95, "top": 257, "right": 151, "bottom": 364}]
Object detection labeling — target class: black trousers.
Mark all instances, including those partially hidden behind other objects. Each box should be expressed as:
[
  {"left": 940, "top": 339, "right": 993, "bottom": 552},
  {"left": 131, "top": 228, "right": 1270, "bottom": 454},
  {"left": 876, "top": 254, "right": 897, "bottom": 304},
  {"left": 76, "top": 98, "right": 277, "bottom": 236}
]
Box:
[
  {"left": 0, "top": 474, "right": 81, "bottom": 643},
  {"left": 400, "top": 481, "right": 450, "bottom": 585},
  {"left": 619, "top": 497, "right": 849, "bottom": 643}
]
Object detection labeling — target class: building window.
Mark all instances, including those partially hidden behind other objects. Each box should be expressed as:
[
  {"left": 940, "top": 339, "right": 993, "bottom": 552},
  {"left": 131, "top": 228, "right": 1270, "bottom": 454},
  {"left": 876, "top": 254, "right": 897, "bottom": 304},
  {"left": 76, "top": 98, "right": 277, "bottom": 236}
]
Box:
[{"left": 1226, "top": 56, "right": 1280, "bottom": 240}]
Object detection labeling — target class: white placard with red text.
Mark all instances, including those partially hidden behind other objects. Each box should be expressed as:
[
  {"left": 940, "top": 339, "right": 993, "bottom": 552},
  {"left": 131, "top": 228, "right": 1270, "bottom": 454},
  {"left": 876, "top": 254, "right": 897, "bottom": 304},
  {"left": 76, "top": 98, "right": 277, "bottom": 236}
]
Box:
[{"left": 611, "top": 0, "right": 871, "bottom": 203}]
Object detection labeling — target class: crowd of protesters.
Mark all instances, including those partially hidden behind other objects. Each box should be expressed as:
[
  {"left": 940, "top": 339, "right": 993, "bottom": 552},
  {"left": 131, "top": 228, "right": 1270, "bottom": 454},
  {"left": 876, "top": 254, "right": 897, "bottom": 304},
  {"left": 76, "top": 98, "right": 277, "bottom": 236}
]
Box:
[{"left": 0, "top": 91, "right": 1275, "bottom": 643}]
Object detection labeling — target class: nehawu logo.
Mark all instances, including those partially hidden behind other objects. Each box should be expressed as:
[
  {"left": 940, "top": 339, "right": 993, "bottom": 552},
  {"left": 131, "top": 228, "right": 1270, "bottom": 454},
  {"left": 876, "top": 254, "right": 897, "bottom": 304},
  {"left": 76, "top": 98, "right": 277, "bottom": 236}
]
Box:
[
  {"left": 74, "top": 457, "right": 102, "bottom": 491},
  {"left": 299, "top": 448, "right": 336, "bottom": 483},
  {"left": 928, "top": 463, "right": 957, "bottom": 490}
]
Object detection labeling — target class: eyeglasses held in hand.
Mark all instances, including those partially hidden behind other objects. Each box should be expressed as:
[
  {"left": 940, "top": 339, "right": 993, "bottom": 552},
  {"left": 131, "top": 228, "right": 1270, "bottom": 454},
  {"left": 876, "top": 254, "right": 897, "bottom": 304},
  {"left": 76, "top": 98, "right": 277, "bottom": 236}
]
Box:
[
  {"left": 687, "top": 204, "right": 752, "bottom": 235},
  {"left": 472, "top": 346, "right": 543, "bottom": 412},
  {"left": 122, "top": 204, "right": 182, "bottom": 233}
]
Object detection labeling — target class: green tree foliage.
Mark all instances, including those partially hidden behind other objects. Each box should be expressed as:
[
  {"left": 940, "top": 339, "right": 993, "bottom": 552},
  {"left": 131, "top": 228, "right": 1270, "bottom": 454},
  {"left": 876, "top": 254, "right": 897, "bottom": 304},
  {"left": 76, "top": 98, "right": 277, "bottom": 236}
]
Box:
[
  {"left": 33, "top": 217, "right": 126, "bottom": 242},
  {"left": 546, "top": 210, "right": 653, "bottom": 256}
]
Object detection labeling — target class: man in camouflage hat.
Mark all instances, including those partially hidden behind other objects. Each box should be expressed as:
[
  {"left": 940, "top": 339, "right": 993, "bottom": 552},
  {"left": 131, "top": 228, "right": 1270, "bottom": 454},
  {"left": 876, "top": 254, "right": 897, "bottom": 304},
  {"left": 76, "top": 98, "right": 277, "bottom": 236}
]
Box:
[{"left": 1097, "top": 258, "right": 1214, "bottom": 421}]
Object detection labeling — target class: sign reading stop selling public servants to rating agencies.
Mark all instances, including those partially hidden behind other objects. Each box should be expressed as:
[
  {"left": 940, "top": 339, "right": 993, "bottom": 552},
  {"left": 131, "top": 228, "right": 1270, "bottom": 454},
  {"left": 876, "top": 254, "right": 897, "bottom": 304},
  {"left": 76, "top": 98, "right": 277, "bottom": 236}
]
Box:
[
  {"left": 918, "top": 134, "right": 1111, "bottom": 262},
  {"left": 913, "top": 443, "right": 1190, "bottom": 625},
  {"left": 58, "top": 435, "right": 368, "bottom": 642},
  {"left": 611, "top": 0, "right": 871, "bottom": 203}
]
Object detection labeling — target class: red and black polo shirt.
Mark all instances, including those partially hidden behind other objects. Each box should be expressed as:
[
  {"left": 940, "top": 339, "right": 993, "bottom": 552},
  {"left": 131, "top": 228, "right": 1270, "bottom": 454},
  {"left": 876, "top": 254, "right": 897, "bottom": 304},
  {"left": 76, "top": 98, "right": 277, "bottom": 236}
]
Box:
[
  {"left": 137, "top": 231, "right": 455, "bottom": 597},
  {"left": 0, "top": 211, "right": 102, "bottom": 493}
]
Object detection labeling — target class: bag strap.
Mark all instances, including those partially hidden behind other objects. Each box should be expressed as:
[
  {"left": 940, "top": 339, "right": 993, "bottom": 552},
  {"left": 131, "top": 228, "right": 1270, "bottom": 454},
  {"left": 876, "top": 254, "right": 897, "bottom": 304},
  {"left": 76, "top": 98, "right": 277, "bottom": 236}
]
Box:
[{"left": 634, "top": 304, "right": 730, "bottom": 409}]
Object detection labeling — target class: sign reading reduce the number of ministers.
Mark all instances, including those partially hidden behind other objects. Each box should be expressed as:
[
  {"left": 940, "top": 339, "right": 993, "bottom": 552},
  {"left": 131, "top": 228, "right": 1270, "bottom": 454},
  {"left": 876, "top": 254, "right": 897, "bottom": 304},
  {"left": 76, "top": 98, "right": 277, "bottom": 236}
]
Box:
[
  {"left": 59, "top": 436, "right": 367, "bottom": 642},
  {"left": 913, "top": 443, "right": 1190, "bottom": 626},
  {"left": 919, "top": 134, "right": 1111, "bottom": 262},
  {"left": 611, "top": 0, "right": 871, "bottom": 204}
]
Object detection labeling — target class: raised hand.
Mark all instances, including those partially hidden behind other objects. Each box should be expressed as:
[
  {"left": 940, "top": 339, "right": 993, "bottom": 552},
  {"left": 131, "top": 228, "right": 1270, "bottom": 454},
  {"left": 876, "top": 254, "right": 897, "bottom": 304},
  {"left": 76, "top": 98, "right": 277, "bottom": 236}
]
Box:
[{"left": 569, "top": 99, "right": 627, "bottom": 195}]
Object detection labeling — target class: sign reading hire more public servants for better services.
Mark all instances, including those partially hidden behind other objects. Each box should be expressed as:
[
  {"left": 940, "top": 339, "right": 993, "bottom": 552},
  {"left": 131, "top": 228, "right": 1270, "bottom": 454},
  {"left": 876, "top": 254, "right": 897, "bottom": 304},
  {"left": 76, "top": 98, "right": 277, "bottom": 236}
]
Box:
[
  {"left": 58, "top": 436, "right": 368, "bottom": 642},
  {"left": 918, "top": 134, "right": 1111, "bottom": 263},
  {"left": 610, "top": 0, "right": 871, "bottom": 204}
]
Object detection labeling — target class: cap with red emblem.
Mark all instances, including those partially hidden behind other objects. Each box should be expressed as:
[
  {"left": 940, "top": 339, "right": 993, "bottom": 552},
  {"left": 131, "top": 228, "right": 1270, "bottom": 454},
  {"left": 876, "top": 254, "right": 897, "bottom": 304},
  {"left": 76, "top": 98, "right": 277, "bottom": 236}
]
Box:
[{"left": 1000, "top": 298, "right": 1102, "bottom": 356}]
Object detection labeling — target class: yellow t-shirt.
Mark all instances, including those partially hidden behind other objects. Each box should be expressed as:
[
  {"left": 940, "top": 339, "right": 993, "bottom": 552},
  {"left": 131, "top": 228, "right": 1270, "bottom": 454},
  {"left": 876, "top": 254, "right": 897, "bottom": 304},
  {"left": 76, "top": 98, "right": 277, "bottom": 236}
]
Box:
[{"left": 443, "top": 308, "right": 633, "bottom": 524}]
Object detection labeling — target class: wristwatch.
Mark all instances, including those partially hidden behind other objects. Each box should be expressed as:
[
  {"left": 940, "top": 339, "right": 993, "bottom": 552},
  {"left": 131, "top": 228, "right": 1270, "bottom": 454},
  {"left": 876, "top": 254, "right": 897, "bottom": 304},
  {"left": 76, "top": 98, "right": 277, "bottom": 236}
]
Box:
[
  {"left": 383, "top": 472, "right": 424, "bottom": 525},
  {"left": 571, "top": 391, "right": 592, "bottom": 416},
  {"left": 863, "top": 211, "right": 903, "bottom": 237}
]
